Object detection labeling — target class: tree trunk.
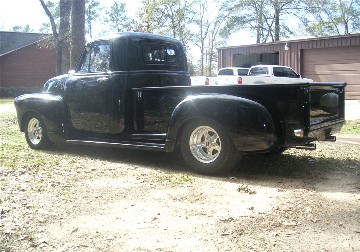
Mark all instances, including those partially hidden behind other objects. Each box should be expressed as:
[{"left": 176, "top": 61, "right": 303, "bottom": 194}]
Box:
[
  {"left": 274, "top": 0, "right": 280, "bottom": 41},
  {"left": 70, "top": 0, "right": 86, "bottom": 69},
  {"left": 59, "top": 0, "right": 71, "bottom": 73},
  {"left": 39, "top": 0, "right": 61, "bottom": 75}
]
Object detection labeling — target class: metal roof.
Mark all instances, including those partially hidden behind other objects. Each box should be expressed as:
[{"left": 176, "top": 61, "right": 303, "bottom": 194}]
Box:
[{"left": 0, "top": 31, "right": 51, "bottom": 57}]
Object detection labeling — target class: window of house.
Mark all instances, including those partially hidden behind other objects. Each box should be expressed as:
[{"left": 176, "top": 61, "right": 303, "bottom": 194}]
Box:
[{"left": 79, "top": 44, "right": 111, "bottom": 73}]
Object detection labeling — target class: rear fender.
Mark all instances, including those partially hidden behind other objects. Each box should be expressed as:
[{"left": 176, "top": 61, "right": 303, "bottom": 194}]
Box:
[
  {"left": 15, "top": 93, "right": 66, "bottom": 142},
  {"left": 167, "top": 94, "right": 277, "bottom": 152}
]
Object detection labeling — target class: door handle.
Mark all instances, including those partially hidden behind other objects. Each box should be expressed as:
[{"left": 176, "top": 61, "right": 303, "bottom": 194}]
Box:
[{"left": 97, "top": 77, "right": 109, "bottom": 82}]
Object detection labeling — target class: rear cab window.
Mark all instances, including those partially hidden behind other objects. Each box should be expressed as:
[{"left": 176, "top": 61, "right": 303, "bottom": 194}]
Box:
[
  {"left": 237, "top": 69, "right": 249, "bottom": 75},
  {"left": 143, "top": 44, "right": 177, "bottom": 64}
]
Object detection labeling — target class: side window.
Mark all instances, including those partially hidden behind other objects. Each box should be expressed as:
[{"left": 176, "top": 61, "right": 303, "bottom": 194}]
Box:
[
  {"left": 249, "top": 67, "right": 269, "bottom": 75},
  {"left": 143, "top": 44, "right": 177, "bottom": 63},
  {"left": 79, "top": 44, "right": 111, "bottom": 73},
  {"left": 273, "top": 67, "right": 298, "bottom": 78}
]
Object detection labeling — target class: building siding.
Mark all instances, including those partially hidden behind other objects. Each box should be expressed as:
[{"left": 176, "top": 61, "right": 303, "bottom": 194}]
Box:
[
  {"left": 218, "top": 33, "right": 360, "bottom": 99},
  {"left": 0, "top": 43, "right": 56, "bottom": 87}
]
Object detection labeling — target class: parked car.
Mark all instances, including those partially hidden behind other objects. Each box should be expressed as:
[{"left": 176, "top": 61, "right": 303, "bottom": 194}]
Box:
[
  {"left": 216, "top": 67, "right": 249, "bottom": 85},
  {"left": 190, "top": 67, "right": 248, "bottom": 86},
  {"left": 240, "top": 65, "right": 313, "bottom": 85}
]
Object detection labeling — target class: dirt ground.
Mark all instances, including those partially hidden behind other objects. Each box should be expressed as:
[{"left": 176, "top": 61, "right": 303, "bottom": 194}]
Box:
[
  {"left": 2, "top": 145, "right": 359, "bottom": 252},
  {"left": 1, "top": 103, "right": 360, "bottom": 252}
]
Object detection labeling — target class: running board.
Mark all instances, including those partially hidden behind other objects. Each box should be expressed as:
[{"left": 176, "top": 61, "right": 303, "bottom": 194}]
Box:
[
  {"left": 294, "top": 143, "right": 316, "bottom": 150},
  {"left": 66, "top": 139, "right": 166, "bottom": 151}
]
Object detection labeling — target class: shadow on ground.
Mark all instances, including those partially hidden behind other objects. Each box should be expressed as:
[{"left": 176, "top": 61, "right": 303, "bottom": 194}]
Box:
[{"left": 46, "top": 143, "right": 360, "bottom": 194}]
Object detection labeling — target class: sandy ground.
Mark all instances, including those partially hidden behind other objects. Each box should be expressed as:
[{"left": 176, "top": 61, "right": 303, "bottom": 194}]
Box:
[{"left": 1, "top": 101, "right": 359, "bottom": 251}]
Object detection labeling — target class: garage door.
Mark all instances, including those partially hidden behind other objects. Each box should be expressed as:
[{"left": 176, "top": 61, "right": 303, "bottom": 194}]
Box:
[{"left": 302, "top": 46, "right": 360, "bottom": 100}]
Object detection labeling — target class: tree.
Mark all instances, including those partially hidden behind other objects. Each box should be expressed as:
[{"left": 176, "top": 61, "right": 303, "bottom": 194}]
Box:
[
  {"left": 191, "top": 0, "right": 227, "bottom": 76},
  {"left": 192, "top": 0, "right": 211, "bottom": 75},
  {"left": 300, "top": 0, "right": 360, "bottom": 36},
  {"left": 39, "top": 0, "right": 70, "bottom": 75},
  {"left": 11, "top": 25, "right": 33, "bottom": 33},
  {"left": 71, "top": 0, "right": 85, "bottom": 68},
  {"left": 40, "top": 0, "right": 85, "bottom": 73},
  {"left": 137, "top": 0, "right": 161, "bottom": 33},
  {"left": 103, "top": 1, "right": 132, "bottom": 32},
  {"left": 223, "top": 0, "right": 301, "bottom": 43},
  {"left": 138, "top": 0, "right": 193, "bottom": 49},
  {"left": 85, "top": 0, "right": 102, "bottom": 38}
]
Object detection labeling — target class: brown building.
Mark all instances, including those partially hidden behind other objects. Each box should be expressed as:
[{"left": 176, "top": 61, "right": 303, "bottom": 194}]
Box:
[
  {"left": 0, "top": 31, "right": 56, "bottom": 88},
  {"left": 218, "top": 33, "right": 360, "bottom": 100}
]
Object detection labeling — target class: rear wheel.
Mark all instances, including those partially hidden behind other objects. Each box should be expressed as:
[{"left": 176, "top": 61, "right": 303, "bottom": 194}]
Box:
[
  {"left": 24, "top": 114, "right": 52, "bottom": 149},
  {"left": 180, "top": 119, "right": 240, "bottom": 175}
]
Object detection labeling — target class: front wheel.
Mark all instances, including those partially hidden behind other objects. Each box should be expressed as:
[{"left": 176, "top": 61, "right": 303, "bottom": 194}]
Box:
[
  {"left": 24, "top": 114, "right": 52, "bottom": 149},
  {"left": 180, "top": 119, "right": 241, "bottom": 175}
]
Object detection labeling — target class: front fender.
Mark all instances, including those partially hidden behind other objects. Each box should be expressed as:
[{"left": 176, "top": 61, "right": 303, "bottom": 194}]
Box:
[
  {"left": 167, "top": 94, "right": 277, "bottom": 152},
  {"left": 14, "top": 93, "right": 65, "bottom": 142}
]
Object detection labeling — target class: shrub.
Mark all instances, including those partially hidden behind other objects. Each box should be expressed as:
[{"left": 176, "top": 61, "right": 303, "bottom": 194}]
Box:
[{"left": 0, "top": 86, "right": 42, "bottom": 98}]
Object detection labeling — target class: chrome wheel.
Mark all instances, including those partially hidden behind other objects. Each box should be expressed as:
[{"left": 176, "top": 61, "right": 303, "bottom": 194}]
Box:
[
  {"left": 27, "top": 118, "right": 43, "bottom": 145},
  {"left": 189, "top": 126, "right": 221, "bottom": 163}
]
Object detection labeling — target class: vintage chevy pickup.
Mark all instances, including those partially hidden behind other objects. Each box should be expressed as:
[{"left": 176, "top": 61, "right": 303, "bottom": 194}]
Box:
[{"left": 15, "top": 32, "right": 346, "bottom": 175}]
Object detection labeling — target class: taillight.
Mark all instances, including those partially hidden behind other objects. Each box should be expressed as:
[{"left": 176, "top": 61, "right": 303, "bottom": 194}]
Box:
[
  {"left": 205, "top": 78, "right": 209, "bottom": 85},
  {"left": 237, "top": 77, "right": 242, "bottom": 84}
]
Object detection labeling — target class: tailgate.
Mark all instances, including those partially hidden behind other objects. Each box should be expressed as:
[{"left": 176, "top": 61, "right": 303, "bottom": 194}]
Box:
[{"left": 307, "top": 82, "right": 346, "bottom": 134}]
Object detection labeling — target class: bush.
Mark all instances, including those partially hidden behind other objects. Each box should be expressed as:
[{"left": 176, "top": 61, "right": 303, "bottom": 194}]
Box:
[{"left": 0, "top": 86, "right": 43, "bottom": 98}]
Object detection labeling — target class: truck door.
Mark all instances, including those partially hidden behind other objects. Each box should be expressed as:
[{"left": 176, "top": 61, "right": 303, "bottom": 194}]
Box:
[{"left": 66, "top": 43, "right": 118, "bottom": 133}]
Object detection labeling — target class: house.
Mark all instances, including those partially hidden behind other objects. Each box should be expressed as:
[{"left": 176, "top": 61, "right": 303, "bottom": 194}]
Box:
[
  {"left": 217, "top": 33, "right": 360, "bottom": 100},
  {"left": 0, "top": 31, "right": 56, "bottom": 88}
]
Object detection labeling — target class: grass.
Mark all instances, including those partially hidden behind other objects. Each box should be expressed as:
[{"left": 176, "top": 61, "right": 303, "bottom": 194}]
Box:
[
  {"left": 155, "top": 172, "right": 194, "bottom": 186},
  {"left": 0, "top": 98, "right": 14, "bottom": 105},
  {"left": 340, "top": 120, "right": 360, "bottom": 135}
]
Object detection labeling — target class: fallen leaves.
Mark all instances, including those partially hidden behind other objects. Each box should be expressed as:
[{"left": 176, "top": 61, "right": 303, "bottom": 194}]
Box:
[{"left": 237, "top": 184, "right": 256, "bottom": 194}]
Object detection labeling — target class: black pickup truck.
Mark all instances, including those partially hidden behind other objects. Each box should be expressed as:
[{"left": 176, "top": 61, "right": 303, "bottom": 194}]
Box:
[{"left": 15, "top": 32, "right": 346, "bottom": 175}]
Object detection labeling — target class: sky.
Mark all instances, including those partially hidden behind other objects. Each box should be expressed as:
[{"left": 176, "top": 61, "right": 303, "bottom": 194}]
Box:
[
  {"left": 0, "top": 0, "right": 260, "bottom": 65},
  {"left": 0, "top": 0, "right": 141, "bottom": 33}
]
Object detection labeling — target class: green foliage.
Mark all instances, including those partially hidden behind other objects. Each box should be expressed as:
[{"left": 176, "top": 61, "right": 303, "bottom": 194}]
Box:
[
  {"left": 11, "top": 25, "right": 33, "bottom": 33},
  {"left": 222, "top": 0, "right": 300, "bottom": 43},
  {"left": 138, "top": 0, "right": 193, "bottom": 48},
  {"left": 86, "top": 0, "right": 102, "bottom": 37},
  {"left": 300, "top": 0, "right": 360, "bottom": 36},
  {"left": 155, "top": 172, "right": 194, "bottom": 186},
  {"left": 103, "top": 1, "right": 132, "bottom": 32},
  {"left": 0, "top": 86, "right": 42, "bottom": 98},
  {"left": 39, "top": 1, "right": 60, "bottom": 33},
  {"left": 340, "top": 120, "right": 360, "bottom": 135}
]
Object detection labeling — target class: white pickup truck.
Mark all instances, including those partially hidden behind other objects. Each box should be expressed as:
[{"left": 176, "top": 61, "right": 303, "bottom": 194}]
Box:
[
  {"left": 218, "top": 65, "right": 313, "bottom": 85},
  {"left": 215, "top": 67, "right": 249, "bottom": 85},
  {"left": 190, "top": 67, "right": 248, "bottom": 86},
  {"left": 242, "top": 65, "right": 313, "bottom": 84},
  {"left": 191, "top": 65, "right": 313, "bottom": 86}
]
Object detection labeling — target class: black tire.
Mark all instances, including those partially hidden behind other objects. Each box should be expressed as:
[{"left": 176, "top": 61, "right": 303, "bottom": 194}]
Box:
[
  {"left": 180, "top": 119, "right": 241, "bottom": 175},
  {"left": 24, "top": 113, "right": 52, "bottom": 150}
]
